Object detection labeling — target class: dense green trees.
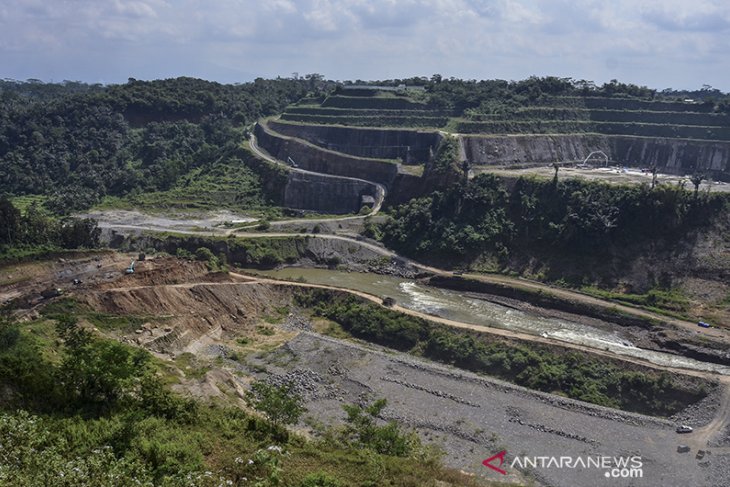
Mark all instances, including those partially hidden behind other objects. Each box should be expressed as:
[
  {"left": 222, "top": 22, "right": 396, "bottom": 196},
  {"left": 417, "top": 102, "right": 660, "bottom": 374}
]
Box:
[
  {"left": 382, "top": 174, "right": 512, "bottom": 259},
  {"left": 381, "top": 175, "right": 728, "bottom": 267},
  {"left": 0, "top": 77, "right": 313, "bottom": 212},
  {"left": 424, "top": 76, "right": 652, "bottom": 112},
  {"left": 0, "top": 197, "right": 100, "bottom": 254}
]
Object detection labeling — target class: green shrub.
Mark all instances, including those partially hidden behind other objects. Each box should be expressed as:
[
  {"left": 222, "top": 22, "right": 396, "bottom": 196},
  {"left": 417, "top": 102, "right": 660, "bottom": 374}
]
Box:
[
  {"left": 296, "top": 289, "right": 706, "bottom": 417},
  {"left": 245, "top": 380, "right": 304, "bottom": 429},
  {"left": 341, "top": 399, "right": 418, "bottom": 457},
  {"left": 299, "top": 472, "right": 342, "bottom": 487},
  {"left": 194, "top": 247, "right": 221, "bottom": 270}
]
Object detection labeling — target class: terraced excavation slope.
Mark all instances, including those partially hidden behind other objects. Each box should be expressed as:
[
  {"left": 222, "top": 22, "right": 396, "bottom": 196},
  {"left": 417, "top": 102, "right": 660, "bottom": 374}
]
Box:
[{"left": 274, "top": 85, "right": 730, "bottom": 182}]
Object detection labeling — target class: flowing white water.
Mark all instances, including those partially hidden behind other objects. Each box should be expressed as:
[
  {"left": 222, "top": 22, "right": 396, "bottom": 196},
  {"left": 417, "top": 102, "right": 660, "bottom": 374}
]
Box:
[{"left": 246, "top": 268, "right": 730, "bottom": 375}]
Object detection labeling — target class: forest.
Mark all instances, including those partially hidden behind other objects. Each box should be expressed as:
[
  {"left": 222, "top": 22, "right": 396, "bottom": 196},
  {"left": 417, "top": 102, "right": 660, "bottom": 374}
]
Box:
[
  {"left": 0, "top": 77, "right": 315, "bottom": 213},
  {"left": 381, "top": 174, "right": 729, "bottom": 273},
  {"left": 340, "top": 75, "right": 730, "bottom": 113},
  {"left": 0, "top": 197, "right": 100, "bottom": 259}
]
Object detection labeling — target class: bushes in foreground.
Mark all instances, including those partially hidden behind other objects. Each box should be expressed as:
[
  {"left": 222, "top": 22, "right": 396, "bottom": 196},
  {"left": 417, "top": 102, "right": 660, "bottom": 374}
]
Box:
[{"left": 0, "top": 312, "right": 483, "bottom": 486}]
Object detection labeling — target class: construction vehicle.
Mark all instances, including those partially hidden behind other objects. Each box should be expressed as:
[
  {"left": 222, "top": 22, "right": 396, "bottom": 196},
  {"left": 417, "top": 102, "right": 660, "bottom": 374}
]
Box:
[
  {"left": 41, "top": 288, "right": 63, "bottom": 299},
  {"left": 125, "top": 259, "right": 136, "bottom": 274}
]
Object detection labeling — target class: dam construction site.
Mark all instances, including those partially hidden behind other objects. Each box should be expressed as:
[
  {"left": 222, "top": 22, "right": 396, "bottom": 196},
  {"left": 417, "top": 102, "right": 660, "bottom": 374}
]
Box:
[{"left": 2, "top": 78, "right": 730, "bottom": 487}]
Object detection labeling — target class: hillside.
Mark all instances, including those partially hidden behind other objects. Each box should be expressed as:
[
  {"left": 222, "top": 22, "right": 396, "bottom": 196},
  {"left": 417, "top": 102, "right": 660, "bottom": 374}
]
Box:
[
  {"left": 274, "top": 78, "right": 730, "bottom": 179},
  {"left": 4, "top": 76, "right": 730, "bottom": 486},
  {"left": 0, "top": 78, "right": 313, "bottom": 213},
  {"left": 250, "top": 79, "right": 730, "bottom": 324}
]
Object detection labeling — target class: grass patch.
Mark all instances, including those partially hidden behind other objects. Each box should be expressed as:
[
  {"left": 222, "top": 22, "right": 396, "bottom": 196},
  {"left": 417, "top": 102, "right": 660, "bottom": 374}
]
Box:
[
  {"left": 174, "top": 352, "right": 211, "bottom": 380},
  {"left": 9, "top": 194, "right": 48, "bottom": 213},
  {"left": 581, "top": 286, "right": 691, "bottom": 318},
  {"left": 256, "top": 325, "right": 276, "bottom": 336},
  {"left": 94, "top": 155, "right": 279, "bottom": 214},
  {"left": 261, "top": 305, "right": 290, "bottom": 325},
  {"left": 314, "top": 319, "right": 350, "bottom": 339},
  {"left": 41, "top": 298, "right": 156, "bottom": 334},
  {"left": 0, "top": 244, "right": 62, "bottom": 263}
]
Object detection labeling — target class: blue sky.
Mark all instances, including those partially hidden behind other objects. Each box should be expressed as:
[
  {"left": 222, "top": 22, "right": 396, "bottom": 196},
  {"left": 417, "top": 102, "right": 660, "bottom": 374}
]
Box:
[{"left": 1, "top": 0, "right": 729, "bottom": 90}]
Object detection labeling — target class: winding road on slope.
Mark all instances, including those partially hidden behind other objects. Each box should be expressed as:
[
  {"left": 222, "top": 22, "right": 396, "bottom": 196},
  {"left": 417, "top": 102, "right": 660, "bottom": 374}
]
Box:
[
  {"left": 247, "top": 127, "right": 728, "bottom": 342},
  {"left": 248, "top": 131, "right": 386, "bottom": 224},
  {"left": 89, "top": 121, "right": 730, "bottom": 450},
  {"left": 106, "top": 272, "right": 730, "bottom": 452}
]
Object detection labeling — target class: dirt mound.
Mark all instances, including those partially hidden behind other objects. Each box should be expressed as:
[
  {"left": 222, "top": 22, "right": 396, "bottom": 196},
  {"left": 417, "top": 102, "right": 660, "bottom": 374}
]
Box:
[
  {"left": 82, "top": 281, "right": 292, "bottom": 353},
  {"left": 96, "top": 257, "right": 218, "bottom": 290}
]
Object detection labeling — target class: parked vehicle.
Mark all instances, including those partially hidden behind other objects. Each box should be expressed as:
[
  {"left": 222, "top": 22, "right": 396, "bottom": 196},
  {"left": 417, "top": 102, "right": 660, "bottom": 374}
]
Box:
[
  {"left": 697, "top": 321, "right": 711, "bottom": 328},
  {"left": 676, "top": 425, "right": 693, "bottom": 434},
  {"left": 41, "top": 288, "right": 63, "bottom": 299}
]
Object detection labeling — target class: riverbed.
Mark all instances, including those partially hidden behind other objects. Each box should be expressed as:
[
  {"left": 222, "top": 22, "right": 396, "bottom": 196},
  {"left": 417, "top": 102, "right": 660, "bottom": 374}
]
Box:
[{"left": 244, "top": 267, "right": 730, "bottom": 375}]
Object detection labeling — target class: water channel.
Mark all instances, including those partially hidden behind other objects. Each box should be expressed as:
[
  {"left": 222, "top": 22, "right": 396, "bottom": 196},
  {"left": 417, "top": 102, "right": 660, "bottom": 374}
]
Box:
[{"left": 245, "top": 267, "right": 730, "bottom": 375}]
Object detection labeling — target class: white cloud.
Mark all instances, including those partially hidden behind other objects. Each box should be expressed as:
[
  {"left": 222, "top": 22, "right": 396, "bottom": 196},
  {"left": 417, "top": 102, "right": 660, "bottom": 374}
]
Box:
[{"left": 0, "top": 0, "right": 729, "bottom": 89}]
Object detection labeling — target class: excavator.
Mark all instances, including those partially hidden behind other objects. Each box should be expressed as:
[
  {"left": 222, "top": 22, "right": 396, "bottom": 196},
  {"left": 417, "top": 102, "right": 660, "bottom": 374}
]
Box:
[{"left": 125, "top": 259, "right": 136, "bottom": 274}]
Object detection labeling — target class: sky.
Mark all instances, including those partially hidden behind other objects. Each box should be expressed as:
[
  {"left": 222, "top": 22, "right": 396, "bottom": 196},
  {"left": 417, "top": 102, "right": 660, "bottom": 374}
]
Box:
[{"left": 1, "top": 0, "right": 729, "bottom": 91}]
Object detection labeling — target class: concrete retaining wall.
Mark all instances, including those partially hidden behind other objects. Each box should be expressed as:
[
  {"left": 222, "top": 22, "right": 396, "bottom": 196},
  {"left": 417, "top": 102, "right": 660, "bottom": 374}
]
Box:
[
  {"left": 269, "top": 120, "right": 441, "bottom": 163},
  {"left": 284, "top": 171, "right": 377, "bottom": 214},
  {"left": 255, "top": 122, "right": 399, "bottom": 187},
  {"left": 460, "top": 134, "right": 730, "bottom": 181}
]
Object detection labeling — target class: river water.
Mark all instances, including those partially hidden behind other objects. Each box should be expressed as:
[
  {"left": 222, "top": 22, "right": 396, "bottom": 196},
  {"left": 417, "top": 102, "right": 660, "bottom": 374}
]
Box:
[{"left": 245, "top": 267, "right": 730, "bottom": 375}]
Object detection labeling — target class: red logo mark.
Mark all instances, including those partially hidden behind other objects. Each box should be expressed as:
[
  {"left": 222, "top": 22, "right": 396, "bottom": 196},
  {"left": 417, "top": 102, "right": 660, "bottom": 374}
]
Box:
[{"left": 483, "top": 450, "right": 507, "bottom": 475}]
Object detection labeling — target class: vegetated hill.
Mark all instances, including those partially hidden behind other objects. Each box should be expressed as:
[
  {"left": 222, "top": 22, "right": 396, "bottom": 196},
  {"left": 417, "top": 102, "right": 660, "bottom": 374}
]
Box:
[
  {"left": 279, "top": 77, "right": 730, "bottom": 147},
  {"left": 0, "top": 77, "right": 319, "bottom": 213},
  {"left": 380, "top": 175, "right": 730, "bottom": 321},
  {"left": 0, "top": 311, "right": 485, "bottom": 486}
]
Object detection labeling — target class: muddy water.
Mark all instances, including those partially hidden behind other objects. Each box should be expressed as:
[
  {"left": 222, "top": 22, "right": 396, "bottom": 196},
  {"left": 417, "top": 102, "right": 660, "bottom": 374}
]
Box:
[{"left": 245, "top": 267, "right": 730, "bottom": 375}]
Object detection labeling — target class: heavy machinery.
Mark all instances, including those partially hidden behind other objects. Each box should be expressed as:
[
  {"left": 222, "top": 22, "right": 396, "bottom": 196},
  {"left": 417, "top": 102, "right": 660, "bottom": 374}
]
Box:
[{"left": 125, "top": 259, "right": 136, "bottom": 274}]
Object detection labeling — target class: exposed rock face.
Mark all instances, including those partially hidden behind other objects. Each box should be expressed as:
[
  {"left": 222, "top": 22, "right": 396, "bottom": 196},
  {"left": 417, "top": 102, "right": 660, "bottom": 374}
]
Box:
[
  {"left": 284, "top": 171, "right": 377, "bottom": 214},
  {"left": 255, "top": 122, "right": 399, "bottom": 186},
  {"left": 268, "top": 120, "right": 441, "bottom": 163},
  {"left": 460, "top": 134, "right": 730, "bottom": 181},
  {"left": 613, "top": 137, "right": 730, "bottom": 178},
  {"left": 81, "top": 282, "right": 293, "bottom": 353}
]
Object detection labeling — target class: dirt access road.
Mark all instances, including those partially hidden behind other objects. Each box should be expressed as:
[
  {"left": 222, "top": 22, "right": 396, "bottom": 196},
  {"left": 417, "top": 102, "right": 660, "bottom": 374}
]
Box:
[
  {"left": 248, "top": 131, "right": 386, "bottom": 225},
  {"left": 478, "top": 165, "right": 730, "bottom": 193},
  {"left": 94, "top": 273, "right": 730, "bottom": 470},
  {"left": 7, "top": 254, "right": 729, "bottom": 485},
  {"left": 86, "top": 214, "right": 730, "bottom": 347},
  {"left": 247, "top": 128, "right": 728, "bottom": 341},
  {"left": 230, "top": 273, "right": 723, "bottom": 380}
]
